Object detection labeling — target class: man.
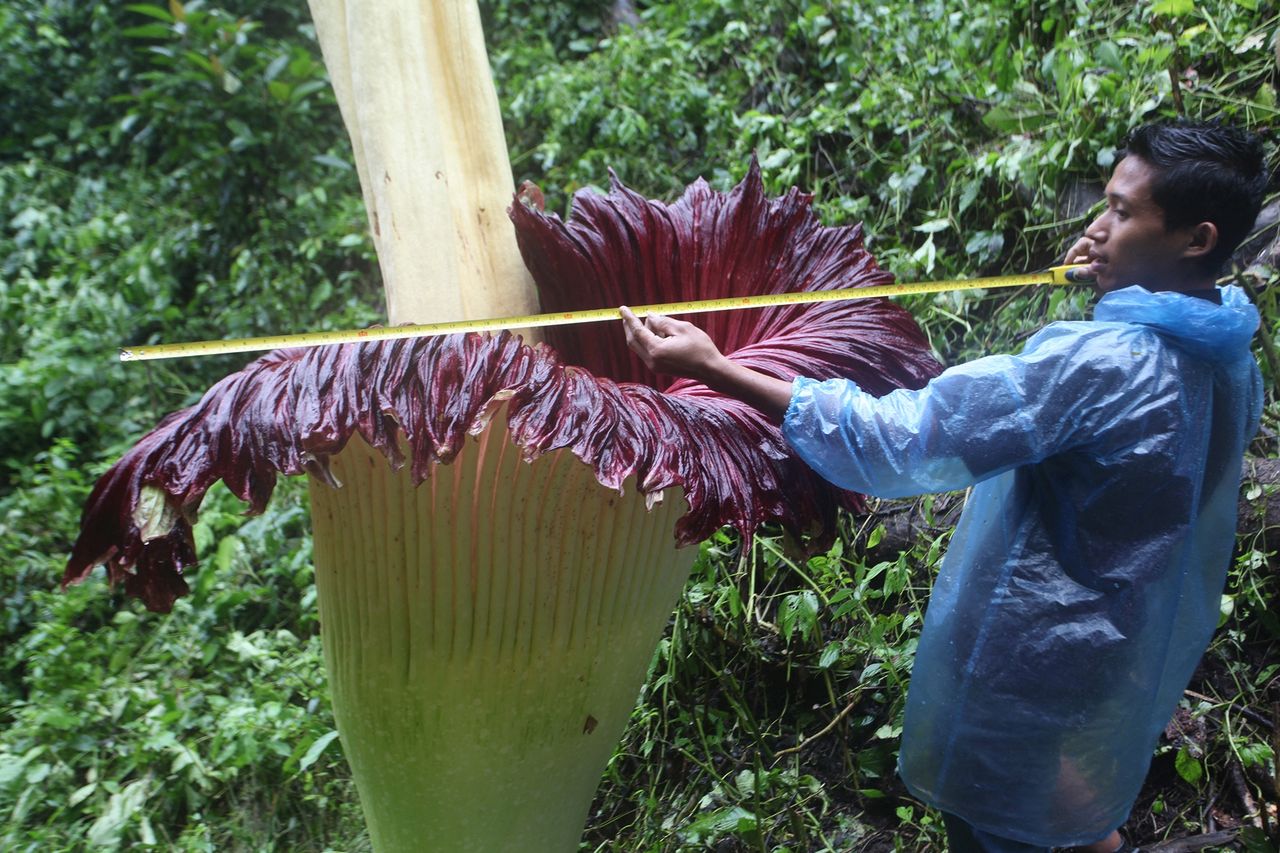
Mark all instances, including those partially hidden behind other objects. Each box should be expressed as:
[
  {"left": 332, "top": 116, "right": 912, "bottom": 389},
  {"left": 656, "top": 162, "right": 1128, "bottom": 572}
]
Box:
[{"left": 620, "top": 120, "right": 1265, "bottom": 853}]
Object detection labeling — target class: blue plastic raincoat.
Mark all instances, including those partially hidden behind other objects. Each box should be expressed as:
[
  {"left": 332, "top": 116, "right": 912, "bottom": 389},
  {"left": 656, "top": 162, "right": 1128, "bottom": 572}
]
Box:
[{"left": 782, "top": 285, "right": 1263, "bottom": 846}]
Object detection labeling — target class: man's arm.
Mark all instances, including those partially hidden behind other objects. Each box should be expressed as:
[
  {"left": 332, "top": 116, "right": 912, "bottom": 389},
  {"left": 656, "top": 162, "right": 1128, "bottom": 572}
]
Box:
[{"left": 619, "top": 307, "right": 793, "bottom": 422}]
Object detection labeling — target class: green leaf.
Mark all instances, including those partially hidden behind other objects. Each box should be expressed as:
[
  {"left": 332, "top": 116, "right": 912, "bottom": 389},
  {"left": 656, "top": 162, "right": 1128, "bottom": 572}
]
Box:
[
  {"left": 214, "top": 535, "right": 244, "bottom": 573},
  {"left": 874, "top": 722, "right": 901, "bottom": 740},
  {"left": 1239, "top": 826, "right": 1278, "bottom": 853},
  {"left": 221, "top": 71, "right": 243, "bottom": 96},
  {"left": 298, "top": 730, "right": 341, "bottom": 771},
  {"left": 982, "top": 106, "right": 1052, "bottom": 133},
  {"left": 88, "top": 778, "right": 150, "bottom": 847},
  {"left": 289, "top": 79, "right": 329, "bottom": 103},
  {"left": 124, "top": 4, "right": 174, "bottom": 22},
  {"left": 1096, "top": 41, "right": 1123, "bottom": 71},
  {"left": 39, "top": 706, "right": 81, "bottom": 730},
  {"left": 87, "top": 387, "right": 115, "bottom": 414},
  {"left": 68, "top": 781, "right": 97, "bottom": 807},
  {"left": 779, "top": 591, "right": 819, "bottom": 642},
  {"left": 1238, "top": 741, "right": 1274, "bottom": 769},
  {"left": 761, "top": 148, "right": 792, "bottom": 170},
  {"left": 313, "top": 153, "right": 353, "bottom": 171},
  {"left": 1178, "top": 23, "right": 1207, "bottom": 45},
  {"left": 0, "top": 749, "right": 39, "bottom": 786},
  {"left": 911, "top": 234, "right": 937, "bottom": 274},
  {"left": 263, "top": 53, "right": 291, "bottom": 83},
  {"left": 182, "top": 50, "right": 216, "bottom": 75},
  {"left": 1174, "top": 745, "right": 1203, "bottom": 784},
  {"left": 683, "top": 806, "right": 757, "bottom": 841},
  {"left": 121, "top": 23, "right": 173, "bottom": 40},
  {"left": 1257, "top": 663, "right": 1280, "bottom": 687},
  {"left": 268, "top": 80, "right": 292, "bottom": 102},
  {"left": 1151, "top": 0, "right": 1195, "bottom": 15}
]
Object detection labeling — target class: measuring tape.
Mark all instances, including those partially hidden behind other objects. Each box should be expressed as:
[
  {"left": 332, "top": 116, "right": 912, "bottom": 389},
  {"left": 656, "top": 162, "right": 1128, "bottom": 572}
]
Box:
[{"left": 119, "top": 264, "right": 1093, "bottom": 362}]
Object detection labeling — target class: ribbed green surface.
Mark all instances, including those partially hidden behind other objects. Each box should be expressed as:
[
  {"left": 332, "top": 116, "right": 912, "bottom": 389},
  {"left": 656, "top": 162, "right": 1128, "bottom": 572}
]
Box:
[{"left": 309, "top": 420, "right": 696, "bottom": 852}]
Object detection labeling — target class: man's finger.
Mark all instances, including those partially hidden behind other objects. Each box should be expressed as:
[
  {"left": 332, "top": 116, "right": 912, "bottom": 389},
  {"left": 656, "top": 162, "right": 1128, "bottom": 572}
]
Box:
[
  {"left": 1063, "top": 237, "right": 1092, "bottom": 265},
  {"left": 620, "top": 306, "right": 641, "bottom": 346},
  {"left": 621, "top": 306, "right": 669, "bottom": 372},
  {"left": 642, "top": 312, "right": 682, "bottom": 337},
  {"left": 620, "top": 306, "right": 647, "bottom": 336}
]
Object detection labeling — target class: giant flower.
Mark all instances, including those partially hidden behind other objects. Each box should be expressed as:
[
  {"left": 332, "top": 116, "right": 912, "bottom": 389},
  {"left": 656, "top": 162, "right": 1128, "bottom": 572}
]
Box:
[{"left": 63, "top": 1, "right": 941, "bottom": 850}]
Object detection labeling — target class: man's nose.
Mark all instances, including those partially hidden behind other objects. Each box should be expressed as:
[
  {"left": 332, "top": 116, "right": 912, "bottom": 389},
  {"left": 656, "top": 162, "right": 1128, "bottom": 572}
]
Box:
[{"left": 1084, "top": 215, "right": 1106, "bottom": 243}]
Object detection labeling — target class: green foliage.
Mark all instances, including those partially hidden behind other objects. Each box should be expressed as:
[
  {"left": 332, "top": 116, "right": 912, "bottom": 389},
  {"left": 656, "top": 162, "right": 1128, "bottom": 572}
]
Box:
[
  {"left": 0, "top": 1, "right": 380, "bottom": 480},
  {"left": 491, "top": 0, "right": 1280, "bottom": 362},
  {"left": 0, "top": 3, "right": 132, "bottom": 164},
  {"left": 0, "top": 465, "right": 365, "bottom": 850},
  {"left": 1, "top": 1, "right": 380, "bottom": 847},
  {"left": 115, "top": 2, "right": 339, "bottom": 246},
  {"left": 585, "top": 528, "right": 940, "bottom": 850},
  {"left": 1, "top": 0, "right": 1277, "bottom": 849}
]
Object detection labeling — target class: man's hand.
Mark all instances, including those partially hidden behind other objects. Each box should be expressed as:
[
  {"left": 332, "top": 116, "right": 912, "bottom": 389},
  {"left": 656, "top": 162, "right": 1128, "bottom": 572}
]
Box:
[
  {"left": 1063, "top": 235, "right": 1093, "bottom": 265},
  {"left": 619, "top": 306, "right": 794, "bottom": 422},
  {"left": 619, "top": 307, "right": 728, "bottom": 383}
]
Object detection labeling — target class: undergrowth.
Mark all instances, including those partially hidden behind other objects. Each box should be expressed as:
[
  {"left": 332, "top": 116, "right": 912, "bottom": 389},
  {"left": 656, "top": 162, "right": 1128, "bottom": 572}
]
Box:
[{"left": 1, "top": 0, "right": 1276, "bottom": 850}]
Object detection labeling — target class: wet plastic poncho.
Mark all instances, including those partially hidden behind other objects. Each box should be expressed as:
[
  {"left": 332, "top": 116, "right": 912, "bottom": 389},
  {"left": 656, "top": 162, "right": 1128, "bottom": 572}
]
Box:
[{"left": 782, "top": 285, "right": 1263, "bottom": 846}]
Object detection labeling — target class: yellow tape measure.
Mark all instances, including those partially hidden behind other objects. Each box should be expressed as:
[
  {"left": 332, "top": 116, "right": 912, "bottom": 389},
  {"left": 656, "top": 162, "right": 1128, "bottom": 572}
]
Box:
[{"left": 119, "top": 265, "right": 1093, "bottom": 362}]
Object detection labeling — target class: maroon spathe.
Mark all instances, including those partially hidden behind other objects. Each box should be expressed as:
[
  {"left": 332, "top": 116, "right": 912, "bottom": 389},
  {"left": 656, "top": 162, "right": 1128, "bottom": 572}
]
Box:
[{"left": 64, "top": 164, "right": 942, "bottom": 612}]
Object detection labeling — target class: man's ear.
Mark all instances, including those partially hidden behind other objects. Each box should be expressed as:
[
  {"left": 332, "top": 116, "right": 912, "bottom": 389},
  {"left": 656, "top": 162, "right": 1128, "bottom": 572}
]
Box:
[{"left": 1182, "top": 221, "right": 1219, "bottom": 261}]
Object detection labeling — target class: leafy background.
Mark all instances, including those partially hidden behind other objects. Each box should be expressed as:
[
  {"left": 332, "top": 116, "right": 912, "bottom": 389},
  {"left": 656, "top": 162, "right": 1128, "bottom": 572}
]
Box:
[{"left": 1, "top": 0, "right": 1276, "bottom": 850}]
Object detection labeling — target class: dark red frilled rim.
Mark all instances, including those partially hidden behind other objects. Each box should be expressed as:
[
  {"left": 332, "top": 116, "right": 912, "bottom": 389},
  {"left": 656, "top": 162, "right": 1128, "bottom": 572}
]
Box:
[{"left": 64, "top": 163, "right": 942, "bottom": 611}]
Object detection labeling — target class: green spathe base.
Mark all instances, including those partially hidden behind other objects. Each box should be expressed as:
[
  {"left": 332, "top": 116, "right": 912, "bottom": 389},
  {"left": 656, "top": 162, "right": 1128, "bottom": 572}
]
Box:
[{"left": 309, "top": 420, "right": 696, "bottom": 852}]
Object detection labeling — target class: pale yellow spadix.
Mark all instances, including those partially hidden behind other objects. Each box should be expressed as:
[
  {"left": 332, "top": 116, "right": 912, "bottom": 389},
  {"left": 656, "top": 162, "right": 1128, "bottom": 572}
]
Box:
[{"left": 306, "top": 0, "right": 539, "bottom": 326}]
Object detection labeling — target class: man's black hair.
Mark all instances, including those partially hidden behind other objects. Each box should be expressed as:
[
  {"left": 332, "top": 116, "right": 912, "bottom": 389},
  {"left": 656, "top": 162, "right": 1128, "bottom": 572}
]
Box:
[{"left": 1121, "top": 119, "right": 1267, "bottom": 274}]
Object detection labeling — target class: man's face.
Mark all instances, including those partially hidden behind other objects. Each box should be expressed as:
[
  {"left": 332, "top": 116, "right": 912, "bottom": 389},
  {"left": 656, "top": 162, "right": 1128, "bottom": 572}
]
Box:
[{"left": 1082, "top": 155, "right": 1194, "bottom": 294}]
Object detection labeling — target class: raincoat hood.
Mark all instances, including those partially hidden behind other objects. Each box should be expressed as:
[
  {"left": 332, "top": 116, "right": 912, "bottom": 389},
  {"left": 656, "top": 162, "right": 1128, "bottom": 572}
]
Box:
[{"left": 1094, "top": 284, "right": 1260, "bottom": 363}]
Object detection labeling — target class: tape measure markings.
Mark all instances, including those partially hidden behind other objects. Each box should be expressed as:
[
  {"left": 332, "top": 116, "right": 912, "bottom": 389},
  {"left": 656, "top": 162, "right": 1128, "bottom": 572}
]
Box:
[{"left": 119, "top": 265, "right": 1090, "bottom": 362}]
